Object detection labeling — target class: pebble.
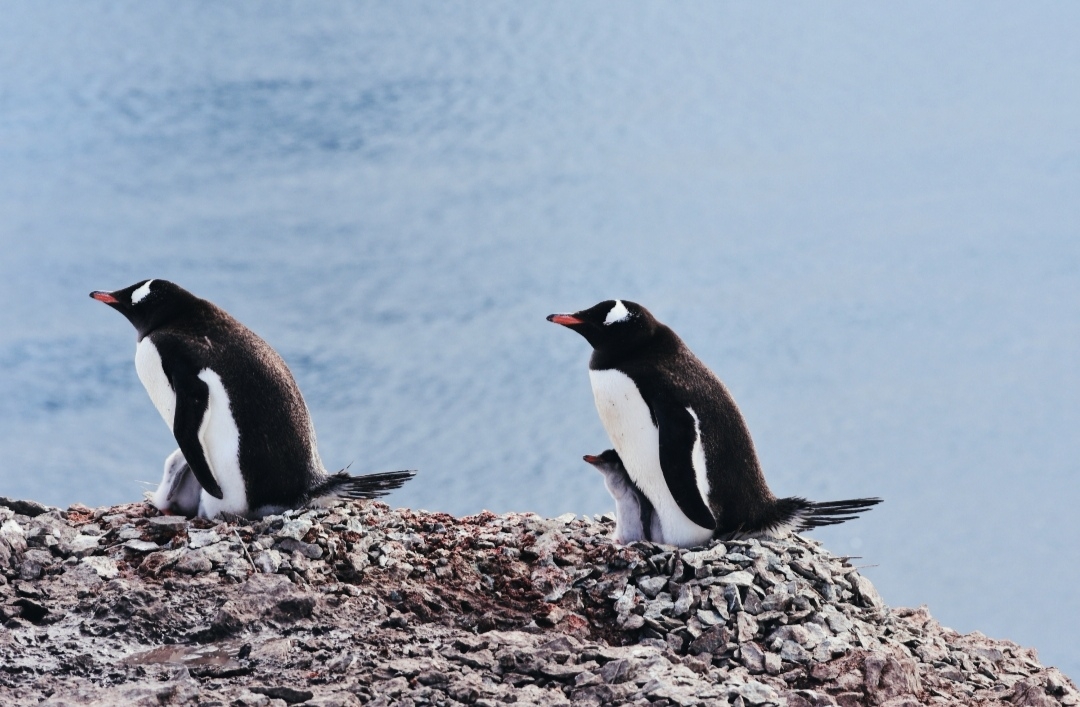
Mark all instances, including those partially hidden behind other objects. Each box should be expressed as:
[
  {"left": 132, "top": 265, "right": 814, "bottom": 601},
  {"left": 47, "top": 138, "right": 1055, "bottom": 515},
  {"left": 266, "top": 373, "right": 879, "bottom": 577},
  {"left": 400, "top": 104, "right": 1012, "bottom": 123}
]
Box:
[{"left": 80, "top": 556, "right": 118, "bottom": 579}]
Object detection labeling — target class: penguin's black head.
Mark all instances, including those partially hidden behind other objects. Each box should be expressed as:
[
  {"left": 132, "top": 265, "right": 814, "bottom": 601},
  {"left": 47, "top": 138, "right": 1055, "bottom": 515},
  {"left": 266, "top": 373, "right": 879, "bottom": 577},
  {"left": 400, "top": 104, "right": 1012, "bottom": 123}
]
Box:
[
  {"left": 90, "top": 279, "right": 194, "bottom": 339},
  {"left": 583, "top": 449, "right": 623, "bottom": 471},
  {"left": 547, "top": 299, "right": 658, "bottom": 352}
]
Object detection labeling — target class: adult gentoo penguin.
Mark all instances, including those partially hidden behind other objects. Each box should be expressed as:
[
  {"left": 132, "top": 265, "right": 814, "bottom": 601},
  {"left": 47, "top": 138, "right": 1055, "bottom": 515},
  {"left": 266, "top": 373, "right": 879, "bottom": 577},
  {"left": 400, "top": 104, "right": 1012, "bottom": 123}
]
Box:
[
  {"left": 549, "top": 300, "right": 881, "bottom": 547},
  {"left": 91, "top": 279, "right": 414, "bottom": 519},
  {"left": 583, "top": 449, "right": 660, "bottom": 545}
]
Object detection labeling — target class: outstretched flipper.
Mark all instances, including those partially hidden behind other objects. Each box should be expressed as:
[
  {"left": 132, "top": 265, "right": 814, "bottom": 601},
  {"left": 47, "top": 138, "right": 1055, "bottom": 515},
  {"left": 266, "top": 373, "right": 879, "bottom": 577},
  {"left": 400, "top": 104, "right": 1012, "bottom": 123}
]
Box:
[
  {"left": 308, "top": 469, "right": 416, "bottom": 502},
  {"left": 169, "top": 366, "right": 225, "bottom": 499}
]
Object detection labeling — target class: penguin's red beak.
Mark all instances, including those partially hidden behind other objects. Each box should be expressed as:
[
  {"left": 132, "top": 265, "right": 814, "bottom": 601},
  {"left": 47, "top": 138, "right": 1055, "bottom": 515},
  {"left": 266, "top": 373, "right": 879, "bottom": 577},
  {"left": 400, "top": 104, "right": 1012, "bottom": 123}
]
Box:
[
  {"left": 547, "top": 313, "right": 583, "bottom": 326},
  {"left": 90, "top": 291, "right": 119, "bottom": 304},
  {"left": 583, "top": 454, "right": 601, "bottom": 464}
]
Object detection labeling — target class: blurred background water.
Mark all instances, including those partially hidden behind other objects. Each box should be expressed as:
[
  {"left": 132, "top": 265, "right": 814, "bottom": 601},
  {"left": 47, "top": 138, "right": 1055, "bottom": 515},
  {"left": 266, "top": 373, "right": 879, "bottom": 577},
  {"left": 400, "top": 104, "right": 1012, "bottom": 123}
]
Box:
[{"left": 2, "top": 1, "right": 1078, "bottom": 676}]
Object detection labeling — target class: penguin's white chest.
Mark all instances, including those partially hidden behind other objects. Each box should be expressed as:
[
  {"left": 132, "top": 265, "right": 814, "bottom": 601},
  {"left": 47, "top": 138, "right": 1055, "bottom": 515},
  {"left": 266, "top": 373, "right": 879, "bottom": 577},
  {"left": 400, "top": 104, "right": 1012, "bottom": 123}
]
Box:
[
  {"left": 135, "top": 338, "right": 176, "bottom": 430},
  {"left": 588, "top": 368, "right": 713, "bottom": 548}
]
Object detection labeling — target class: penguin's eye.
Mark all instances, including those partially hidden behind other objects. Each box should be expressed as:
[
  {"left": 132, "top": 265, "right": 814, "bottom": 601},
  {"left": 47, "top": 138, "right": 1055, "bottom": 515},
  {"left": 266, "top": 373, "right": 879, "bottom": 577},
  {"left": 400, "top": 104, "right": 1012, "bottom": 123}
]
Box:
[
  {"left": 604, "top": 300, "right": 630, "bottom": 325},
  {"left": 131, "top": 280, "right": 155, "bottom": 305}
]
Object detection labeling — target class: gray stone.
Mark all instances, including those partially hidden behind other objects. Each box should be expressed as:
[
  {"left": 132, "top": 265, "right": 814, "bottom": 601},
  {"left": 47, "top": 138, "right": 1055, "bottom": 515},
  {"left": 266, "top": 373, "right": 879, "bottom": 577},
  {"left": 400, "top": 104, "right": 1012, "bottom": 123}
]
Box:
[
  {"left": 689, "top": 625, "right": 729, "bottom": 656},
  {"left": 863, "top": 652, "right": 921, "bottom": 703},
  {"left": 175, "top": 551, "right": 213, "bottom": 575},
  {"left": 0, "top": 498, "right": 50, "bottom": 517},
  {"left": 850, "top": 573, "right": 883, "bottom": 609},
  {"left": 637, "top": 575, "right": 668, "bottom": 598},
  {"left": 147, "top": 515, "right": 188, "bottom": 530},
  {"left": 738, "top": 681, "right": 780, "bottom": 705},
  {"left": 737, "top": 612, "right": 759, "bottom": 642},
  {"left": 80, "top": 555, "right": 118, "bottom": 579},
  {"left": 187, "top": 529, "right": 222, "bottom": 549},
  {"left": 718, "top": 570, "right": 755, "bottom": 587},
  {"left": 780, "top": 640, "right": 811, "bottom": 664},
  {"left": 599, "top": 658, "right": 632, "bottom": 684},
  {"left": 672, "top": 583, "right": 693, "bottom": 617},
  {"left": 740, "top": 642, "right": 765, "bottom": 673},
  {"left": 820, "top": 604, "right": 853, "bottom": 634},
  {"left": 253, "top": 550, "right": 281, "bottom": 574},
  {"left": 812, "top": 637, "right": 851, "bottom": 662},
  {"left": 723, "top": 583, "right": 743, "bottom": 613},
  {"left": 276, "top": 519, "right": 313, "bottom": 542},
  {"left": 278, "top": 538, "right": 323, "bottom": 559},
  {"left": 681, "top": 544, "right": 727, "bottom": 568},
  {"left": 68, "top": 534, "right": 102, "bottom": 557},
  {"left": 696, "top": 608, "right": 725, "bottom": 627}
]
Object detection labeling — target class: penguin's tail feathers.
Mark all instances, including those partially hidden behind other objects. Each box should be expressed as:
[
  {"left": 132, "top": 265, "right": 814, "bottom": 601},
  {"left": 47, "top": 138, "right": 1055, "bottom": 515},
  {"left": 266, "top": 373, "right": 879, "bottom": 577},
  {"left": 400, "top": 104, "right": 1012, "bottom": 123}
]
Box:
[
  {"left": 311, "top": 469, "right": 416, "bottom": 502},
  {"left": 773, "top": 496, "right": 883, "bottom": 533}
]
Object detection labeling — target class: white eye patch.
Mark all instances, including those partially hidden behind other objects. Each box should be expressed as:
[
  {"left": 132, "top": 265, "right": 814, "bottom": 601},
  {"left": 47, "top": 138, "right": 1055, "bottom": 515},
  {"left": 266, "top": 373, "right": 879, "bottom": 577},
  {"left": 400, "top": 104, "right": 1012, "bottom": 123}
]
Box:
[
  {"left": 604, "top": 300, "right": 630, "bottom": 325},
  {"left": 131, "top": 280, "right": 154, "bottom": 304}
]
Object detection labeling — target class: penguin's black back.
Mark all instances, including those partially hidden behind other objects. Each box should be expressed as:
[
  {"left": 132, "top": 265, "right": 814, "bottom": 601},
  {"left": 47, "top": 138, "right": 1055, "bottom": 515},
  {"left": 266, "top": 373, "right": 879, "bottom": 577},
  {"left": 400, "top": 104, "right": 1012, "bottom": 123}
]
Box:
[
  {"left": 590, "top": 323, "right": 776, "bottom": 536},
  {"left": 148, "top": 294, "right": 324, "bottom": 512}
]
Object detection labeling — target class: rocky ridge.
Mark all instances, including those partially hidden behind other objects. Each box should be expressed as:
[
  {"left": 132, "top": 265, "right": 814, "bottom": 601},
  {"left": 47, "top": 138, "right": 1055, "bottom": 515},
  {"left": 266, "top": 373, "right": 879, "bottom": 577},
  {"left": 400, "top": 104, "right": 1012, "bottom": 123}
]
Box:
[{"left": 0, "top": 496, "right": 1076, "bottom": 707}]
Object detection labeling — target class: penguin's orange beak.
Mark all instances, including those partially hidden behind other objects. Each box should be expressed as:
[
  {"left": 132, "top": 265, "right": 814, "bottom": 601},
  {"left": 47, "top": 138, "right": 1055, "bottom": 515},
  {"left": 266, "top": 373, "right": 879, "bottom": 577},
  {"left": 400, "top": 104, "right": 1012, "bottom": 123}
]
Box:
[
  {"left": 583, "top": 454, "right": 601, "bottom": 464},
  {"left": 90, "top": 291, "right": 119, "bottom": 304},
  {"left": 547, "top": 314, "right": 583, "bottom": 326}
]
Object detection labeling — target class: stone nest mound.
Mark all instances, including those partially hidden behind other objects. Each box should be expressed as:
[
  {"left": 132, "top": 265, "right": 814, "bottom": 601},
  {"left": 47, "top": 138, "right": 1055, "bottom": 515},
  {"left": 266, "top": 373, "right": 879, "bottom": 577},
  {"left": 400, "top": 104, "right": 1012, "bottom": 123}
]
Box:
[{"left": 0, "top": 496, "right": 1076, "bottom": 706}]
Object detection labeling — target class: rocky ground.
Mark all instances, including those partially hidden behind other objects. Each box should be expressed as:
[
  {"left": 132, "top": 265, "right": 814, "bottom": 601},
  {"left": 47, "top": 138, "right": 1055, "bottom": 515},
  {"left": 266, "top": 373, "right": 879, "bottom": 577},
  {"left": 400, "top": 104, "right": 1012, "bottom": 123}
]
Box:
[{"left": 0, "top": 496, "right": 1076, "bottom": 707}]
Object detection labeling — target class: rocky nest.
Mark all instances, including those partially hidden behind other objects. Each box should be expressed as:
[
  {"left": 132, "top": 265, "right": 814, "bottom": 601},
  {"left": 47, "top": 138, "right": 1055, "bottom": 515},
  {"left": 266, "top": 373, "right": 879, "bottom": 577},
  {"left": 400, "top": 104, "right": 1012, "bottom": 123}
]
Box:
[{"left": 0, "top": 496, "right": 1076, "bottom": 707}]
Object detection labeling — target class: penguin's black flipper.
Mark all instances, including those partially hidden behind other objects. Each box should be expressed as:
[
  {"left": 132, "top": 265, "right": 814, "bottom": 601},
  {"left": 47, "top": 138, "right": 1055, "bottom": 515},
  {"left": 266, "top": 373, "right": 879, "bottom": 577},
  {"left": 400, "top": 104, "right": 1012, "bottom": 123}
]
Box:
[
  {"left": 309, "top": 470, "right": 416, "bottom": 502},
  {"left": 653, "top": 400, "right": 717, "bottom": 531},
  {"left": 170, "top": 368, "right": 225, "bottom": 500}
]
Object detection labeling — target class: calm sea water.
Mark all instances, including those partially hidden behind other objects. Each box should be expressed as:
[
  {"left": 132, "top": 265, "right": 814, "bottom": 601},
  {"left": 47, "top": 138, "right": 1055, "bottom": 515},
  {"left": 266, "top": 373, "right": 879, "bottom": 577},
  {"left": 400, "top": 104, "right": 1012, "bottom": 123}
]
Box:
[{"left": 2, "top": 2, "right": 1078, "bottom": 676}]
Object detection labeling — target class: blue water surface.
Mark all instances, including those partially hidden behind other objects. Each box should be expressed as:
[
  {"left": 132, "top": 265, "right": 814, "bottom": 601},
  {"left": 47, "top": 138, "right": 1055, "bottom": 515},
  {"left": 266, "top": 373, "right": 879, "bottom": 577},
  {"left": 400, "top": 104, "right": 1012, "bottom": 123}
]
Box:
[{"left": 1, "top": 2, "right": 1078, "bottom": 676}]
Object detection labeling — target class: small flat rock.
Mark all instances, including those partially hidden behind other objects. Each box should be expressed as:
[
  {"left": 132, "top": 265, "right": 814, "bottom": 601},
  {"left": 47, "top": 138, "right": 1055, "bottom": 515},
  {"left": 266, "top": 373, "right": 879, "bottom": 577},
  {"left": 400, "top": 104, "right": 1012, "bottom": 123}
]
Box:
[
  {"left": 599, "top": 658, "right": 632, "bottom": 684},
  {"left": 124, "top": 540, "right": 161, "bottom": 553},
  {"left": 539, "top": 662, "right": 584, "bottom": 680},
  {"left": 187, "top": 530, "right": 221, "bottom": 549},
  {"left": 780, "top": 639, "right": 811, "bottom": 664},
  {"left": 850, "top": 573, "right": 884, "bottom": 608},
  {"left": 250, "top": 686, "right": 314, "bottom": 704},
  {"left": 738, "top": 680, "right": 780, "bottom": 705},
  {"left": 276, "top": 519, "right": 312, "bottom": 542},
  {"left": 175, "top": 552, "right": 213, "bottom": 575},
  {"left": 0, "top": 498, "right": 50, "bottom": 517},
  {"left": 637, "top": 576, "right": 668, "bottom": 598},
  {"left": 148, "top": 515, "right": 188, "bottom": 527},
  {"left": 80, "top": 555, "right": 118, "bottom": 579},
  {"left": 741, "top": 642, "right": 766, "bottom": 673},
  {"left": 681, "top": 544, "right": 727, "bottom": 567},
  {"left": 277, "top": 538, "right": 323, "bottom": 559},
  {"left": 689, "top": 625, "right": 729, "bottom": 656},
  {"left": 68, "top": 535, "right": 101, "bottom": 557},
  {"left": 696, "top": 608, "right": 725, "bottom": 626},
  {"left": 718, "top": 570, "right": 755, "bottom": 587}
]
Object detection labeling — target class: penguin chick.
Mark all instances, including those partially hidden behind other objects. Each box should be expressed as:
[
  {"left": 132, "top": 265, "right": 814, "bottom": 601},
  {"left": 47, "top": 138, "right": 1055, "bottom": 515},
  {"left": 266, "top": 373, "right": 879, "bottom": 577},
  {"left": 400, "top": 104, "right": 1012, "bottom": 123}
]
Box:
[
  {"left": 147, "top": 448, "right": 202, "bottom": 516},
  {"left": 584, "top": 449, "right": 664, "bottom": 544}
]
